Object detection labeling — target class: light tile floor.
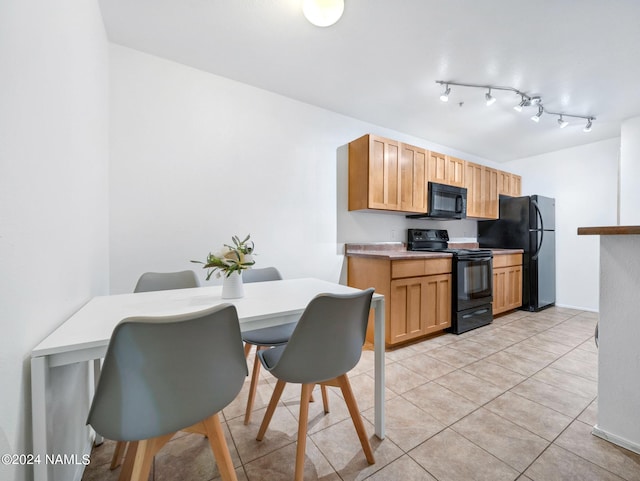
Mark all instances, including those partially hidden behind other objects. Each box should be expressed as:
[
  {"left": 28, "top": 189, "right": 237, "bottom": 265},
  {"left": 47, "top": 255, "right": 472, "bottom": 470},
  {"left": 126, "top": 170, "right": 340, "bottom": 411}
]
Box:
[{"left": 82, "top": 307, "right": 640, "bottom": 481}]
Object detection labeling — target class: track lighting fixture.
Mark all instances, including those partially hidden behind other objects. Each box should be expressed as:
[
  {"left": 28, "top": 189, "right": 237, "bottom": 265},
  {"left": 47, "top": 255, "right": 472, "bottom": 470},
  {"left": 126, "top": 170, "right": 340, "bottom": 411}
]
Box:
[
  {"left": 440, "top": 85, "right": 451, "bottom": 102},
  {"left": 485, "top": 89, "right": 496, "bottom": 106},
  {"left": 531, "top": 106, "right": 543, "bottom": 123},
  {"left": 558, "top": 116, "right": 569, "bottom": 128},
  {"left": 435, "top": 80, "right": 595, "bottom": 132}
]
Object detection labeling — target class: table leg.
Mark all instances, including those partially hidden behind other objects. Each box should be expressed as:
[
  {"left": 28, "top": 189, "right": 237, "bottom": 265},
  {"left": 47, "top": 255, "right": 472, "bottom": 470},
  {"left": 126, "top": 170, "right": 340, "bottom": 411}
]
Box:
[
  {"left": 31, "top": 356, "right": 53, "bottom": 481},
  {"left": 92, "top": 359, "right": 104, "bottom": 445},
  {"left": 373, "top": 297, "right": 385, "bottom": 439}
]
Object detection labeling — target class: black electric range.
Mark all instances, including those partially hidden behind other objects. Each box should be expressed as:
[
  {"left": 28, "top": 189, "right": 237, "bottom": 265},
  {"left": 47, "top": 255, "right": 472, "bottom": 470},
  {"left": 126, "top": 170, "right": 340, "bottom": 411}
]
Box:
[{"left": 407, "top": 229, "right": 493, "bottom": 334}]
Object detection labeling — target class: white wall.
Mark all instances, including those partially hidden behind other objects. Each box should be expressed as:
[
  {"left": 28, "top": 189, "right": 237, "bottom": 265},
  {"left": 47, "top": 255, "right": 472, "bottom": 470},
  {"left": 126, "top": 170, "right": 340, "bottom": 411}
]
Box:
[
  {"left": 503, "top": 138, "right": 620, "bottom": 311},
  {"left": 620, "top": 116, "right": 640, "bottom": 225},
  {"left": 0, "top": 1, "right": 109, "bottom": 481},
  {"left": 108, "top": 45, "right": 493, "bottom": 293}
]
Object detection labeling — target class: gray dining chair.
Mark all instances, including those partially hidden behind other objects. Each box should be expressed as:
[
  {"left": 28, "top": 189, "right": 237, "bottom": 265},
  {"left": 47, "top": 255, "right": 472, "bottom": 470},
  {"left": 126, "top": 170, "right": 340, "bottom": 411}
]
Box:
[
  {"left": 109, "top": 269, "right": 200, "bottom": 469},
  {"left": 87, "top": 304, "right": 247, "bottom": 481},
  {"left": 241, "top": 267, "right": 299, "bottom": 424},
  {"left": 133, "top": 269, "right": 199, "bottom": 292},
  {"left": 256, "top": 288, "right": 376, "bottom": 481}
]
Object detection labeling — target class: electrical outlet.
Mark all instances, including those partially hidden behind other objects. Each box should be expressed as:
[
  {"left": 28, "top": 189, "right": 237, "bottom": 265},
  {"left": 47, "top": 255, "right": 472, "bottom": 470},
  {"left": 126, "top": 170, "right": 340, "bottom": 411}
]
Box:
[{"left": 391, "top": 229, "right": 398, "bottom": 240}]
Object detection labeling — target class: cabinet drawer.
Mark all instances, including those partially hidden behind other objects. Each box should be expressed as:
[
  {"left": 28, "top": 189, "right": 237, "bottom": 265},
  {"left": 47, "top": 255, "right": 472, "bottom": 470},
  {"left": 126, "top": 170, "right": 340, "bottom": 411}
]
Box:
[
  {"left": 392, "top": 258, "right": 452, "bottom": 278},
  {"left": 493, "top": 253, "right": 522, "bottom": 269}
]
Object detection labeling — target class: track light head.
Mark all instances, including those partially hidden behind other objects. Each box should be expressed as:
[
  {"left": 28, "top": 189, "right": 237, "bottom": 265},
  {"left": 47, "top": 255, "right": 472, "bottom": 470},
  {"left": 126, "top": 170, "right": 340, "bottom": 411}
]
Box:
[
  {"left": 440, "top": 85, "right": 451, "bottom": 102},
  {"left": 558, "top": 116, "right": 569, "bottom": 128},
  {"left": 584, "top": 118, "right": 593, "bottom": 132},
  {"left": 531, "top": 106, "right": 543, "bottom": 123},
  {"left": 514, "top": 97, "right": 527, "bottom": 112},
  {"left": 485, "top": 89, "right": 496, "bottom": 106}
]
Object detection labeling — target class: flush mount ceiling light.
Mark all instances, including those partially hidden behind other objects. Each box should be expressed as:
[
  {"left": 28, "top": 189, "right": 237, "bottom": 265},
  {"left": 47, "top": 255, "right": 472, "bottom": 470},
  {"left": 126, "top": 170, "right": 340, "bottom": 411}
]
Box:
[
  {"left": 435, "top": 80, "right": 595, "bottom": 132},
  {"left": 439, "top": 84, "right": 451, "bottom": 102},
  {"left": 303, "top": 0, "right": 345, "bottom": 27}
]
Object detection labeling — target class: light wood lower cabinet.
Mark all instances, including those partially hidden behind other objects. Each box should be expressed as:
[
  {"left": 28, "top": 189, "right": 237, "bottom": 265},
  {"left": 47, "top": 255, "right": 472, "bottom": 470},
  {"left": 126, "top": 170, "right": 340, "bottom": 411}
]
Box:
[
  {"left": 492, "top": 253, "right": 523, "bottom": 315},
  {"left": 347, "top": 256, "right": 452, "bottom": 347}
]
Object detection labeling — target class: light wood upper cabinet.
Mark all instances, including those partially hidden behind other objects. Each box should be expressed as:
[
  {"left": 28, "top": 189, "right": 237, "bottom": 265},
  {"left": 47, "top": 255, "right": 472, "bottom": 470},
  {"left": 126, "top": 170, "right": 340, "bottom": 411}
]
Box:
[
  {"left": 427, "top": 151, "right": 448, "bottom": 184},
  {"left": 400, "top": 143, "right": 427, "bottom": 213},
  {"left": 498, "top": 171, "right": 522, "bottom": 197},
  {"left": 349, "top": 134, "right": 402, "bottom": 211},
  {"left": 465, "top": 162, "right": 499, "bottom": 219},
  {"left": 447, "top": 156, "right": 465, "bottom": 187}
]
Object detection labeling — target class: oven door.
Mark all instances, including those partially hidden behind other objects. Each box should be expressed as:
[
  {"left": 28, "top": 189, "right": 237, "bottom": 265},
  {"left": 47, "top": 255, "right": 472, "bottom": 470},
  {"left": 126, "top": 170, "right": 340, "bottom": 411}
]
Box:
[{"left": 456, "top": 255, "right": 493, "bottom": 311}]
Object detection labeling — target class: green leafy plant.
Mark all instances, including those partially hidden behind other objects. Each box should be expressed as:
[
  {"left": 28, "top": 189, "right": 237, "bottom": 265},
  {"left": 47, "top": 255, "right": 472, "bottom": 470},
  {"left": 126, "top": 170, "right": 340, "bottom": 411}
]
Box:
[{"left": 192, "top": 234, "right": 255, "bottom": 280}]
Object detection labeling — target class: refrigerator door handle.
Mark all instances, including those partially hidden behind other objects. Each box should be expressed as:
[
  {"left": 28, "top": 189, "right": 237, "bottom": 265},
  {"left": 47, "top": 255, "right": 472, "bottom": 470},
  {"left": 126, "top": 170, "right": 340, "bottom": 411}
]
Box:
[{"left": 531, "top": 200, "right": 544, "bottom": 260}]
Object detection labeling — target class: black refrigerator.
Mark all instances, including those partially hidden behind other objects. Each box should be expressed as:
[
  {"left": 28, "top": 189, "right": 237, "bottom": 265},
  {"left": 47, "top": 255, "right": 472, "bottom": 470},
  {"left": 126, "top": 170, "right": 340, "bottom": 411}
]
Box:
[{"left": 477, "top": 195, "right": 556, "bottom": 312}]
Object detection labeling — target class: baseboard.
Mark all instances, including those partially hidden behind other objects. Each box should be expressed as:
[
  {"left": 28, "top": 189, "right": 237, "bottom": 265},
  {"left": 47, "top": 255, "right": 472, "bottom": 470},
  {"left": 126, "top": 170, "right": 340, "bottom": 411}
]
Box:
[
  {"left": 554, "top": 303, "right": 599, "bottom": 313},
  {"left": 592, "top": 425, "right": 640, "bottom": 454}
]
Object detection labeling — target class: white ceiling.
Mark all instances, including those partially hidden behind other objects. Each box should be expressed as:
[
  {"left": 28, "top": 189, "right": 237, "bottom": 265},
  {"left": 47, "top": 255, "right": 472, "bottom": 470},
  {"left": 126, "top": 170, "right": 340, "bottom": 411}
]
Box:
[{"left": 98, "top": 0, "right": 640, "bottom": 162}]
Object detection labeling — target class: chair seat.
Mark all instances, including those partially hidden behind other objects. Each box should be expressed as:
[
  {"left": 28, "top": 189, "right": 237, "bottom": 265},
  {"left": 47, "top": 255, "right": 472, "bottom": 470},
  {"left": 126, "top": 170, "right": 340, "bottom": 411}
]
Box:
[
  {"left": 259, "top": 345, "right": 286, "bottom": 369},
  {"left": 242, "top": 322, "right": 296, "bottom": 346}
]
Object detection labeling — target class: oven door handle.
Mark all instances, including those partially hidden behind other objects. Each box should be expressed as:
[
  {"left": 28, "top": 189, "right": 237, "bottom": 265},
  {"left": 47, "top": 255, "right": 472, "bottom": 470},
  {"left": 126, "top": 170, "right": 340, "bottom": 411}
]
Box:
[
  {"left": 457, "top": 255, "right": 493, "bottom": 263},
  {"left": 462, "top": 308, "right": 490, "bottom": 319}
]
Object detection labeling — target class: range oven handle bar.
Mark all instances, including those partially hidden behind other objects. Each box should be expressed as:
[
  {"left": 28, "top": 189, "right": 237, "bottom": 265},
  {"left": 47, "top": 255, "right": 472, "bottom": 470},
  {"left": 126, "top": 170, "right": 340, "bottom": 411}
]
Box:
[
  {"left": 462, "top": 308, "right": 490, "bottom": 319},
  {"left": 456, "top": 255, "right": 493, "bottom": 262}
]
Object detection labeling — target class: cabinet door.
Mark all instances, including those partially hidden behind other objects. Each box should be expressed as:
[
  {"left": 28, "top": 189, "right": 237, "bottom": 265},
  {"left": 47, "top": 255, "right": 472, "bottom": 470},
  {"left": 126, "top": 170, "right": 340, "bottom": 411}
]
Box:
[
  {"left": 464, "top": 161, "right": 483, "bottom": 218},
  {"left": 447, "top": 156, "right": 465, "bottom": 187},
  {"left": 389, "top": 274, "right": 451, "bottom": 344},
  {"left": 492, "top": 265, "right": 523, "bottom": 315},
  {"left": 511, "top": 175, "right": 522, "bottom": 196},
  {"left": 482, "top": 166, "right": 499, "bottom": 219},
  {"left": 400, "top": 143, "right": 427, "bottom": 213},
  {"left": 368, "top": 136, "right": 401, "bottom": 210},
  {"left": 427, "top": 151, "right": 448, "bottom": 185},
  {"left": 497, "top": 170, "right": 512, "bottom": 196}
]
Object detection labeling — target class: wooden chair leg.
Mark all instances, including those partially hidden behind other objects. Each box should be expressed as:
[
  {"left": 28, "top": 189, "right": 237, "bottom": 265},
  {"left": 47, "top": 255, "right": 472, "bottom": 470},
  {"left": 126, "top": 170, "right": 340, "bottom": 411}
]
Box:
[
  {"left": 244, "top": 346, "right": 264, "bottom": 425},
  {"left": 243, "top": 342, "right": 252, "bottom": 358},
  {"left": 118, "top": 441, "right": 137, "bottom": 481},
  {"left": 295, "top": 383, "right": 314, "bottom": 481},
  {"left": 127, "top": 433, "right": 174, "bottom": 481},
  {"left": 203, "top": 413, "right": 238, "bottom": 481},
  {"left": 336, "top": 374, "right": 375, "bottom": 464},
  {"left": 320, "top": 385, "right": 330, "bottom": 413},
  {"left": 256, "top": 379, "right": 286, "bottom": 441},
  {"left": 110, "top": 441, "right": 127, "bottom": 470}
]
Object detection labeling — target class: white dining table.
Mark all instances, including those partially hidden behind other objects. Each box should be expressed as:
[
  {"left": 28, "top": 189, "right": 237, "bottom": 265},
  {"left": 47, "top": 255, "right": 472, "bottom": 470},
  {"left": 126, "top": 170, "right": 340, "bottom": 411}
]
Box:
[{"left": 30, "top": 277, "right": 385, "bottom": 481}]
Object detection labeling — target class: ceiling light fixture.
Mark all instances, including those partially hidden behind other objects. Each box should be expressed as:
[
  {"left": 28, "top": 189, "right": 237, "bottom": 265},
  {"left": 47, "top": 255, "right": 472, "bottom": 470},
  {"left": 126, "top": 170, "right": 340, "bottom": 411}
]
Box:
[
  {"left": 440, "top": 85, "right": 451, "bottom": 102},
  {"left": 558, "top": 115, "right": 569, "bottom": 129},
  {"left": 485, "top": 89, "right": 497, "bottom": 106},
  {"left": 302, "top": 0, "right": 345, "bottom": 27},
  {"left": 435, "top": 80, "right": 595, "bottom": 132},
  {"left": 531, "top": 106, "right": 543, "bottom": 123}
]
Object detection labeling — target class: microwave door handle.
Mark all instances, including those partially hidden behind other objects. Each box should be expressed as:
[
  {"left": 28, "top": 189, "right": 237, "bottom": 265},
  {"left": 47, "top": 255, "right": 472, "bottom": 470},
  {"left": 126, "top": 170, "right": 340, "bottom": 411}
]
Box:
[
  {"left": 531, "top": 200, "right": 544, "bottom": 260},
  {"left": 455, "top": 194, "right": 464, "bottom": 213}
]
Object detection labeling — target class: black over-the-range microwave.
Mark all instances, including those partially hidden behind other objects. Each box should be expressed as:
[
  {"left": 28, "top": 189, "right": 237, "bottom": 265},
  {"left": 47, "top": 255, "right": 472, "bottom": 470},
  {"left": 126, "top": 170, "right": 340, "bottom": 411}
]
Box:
[{"left": 407, "top": 182, "right": 467, "bottom": 220}]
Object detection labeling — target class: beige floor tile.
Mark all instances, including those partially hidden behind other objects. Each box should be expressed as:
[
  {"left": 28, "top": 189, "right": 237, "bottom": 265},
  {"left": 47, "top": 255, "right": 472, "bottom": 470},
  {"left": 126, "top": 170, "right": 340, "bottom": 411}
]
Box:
[
  {"left": 402, "top": 382, "right": 479, "bottom": 426},
  {"left": 362, "top": 396, "right": 445, "bottom": 452},
  {"left": 555, "top": 420, "right": 640, "bottom": 481},
  {"left": 385, "top": 344, "right": 420, "bottom": 363},
  {"left": 577, "top": 337, "right": 599, "bottom": 353},
  {"left": 548, "top": 355, "right": 598, "bottom": 382},
  {"left": 409, "top": 428, "right": 519, "bottom": 481},
  {"left": 447, "top": 338, "right": 502, "bottom": 359},
  {"left": 451, "top": 408, "right": 549, "bottom": 472},
  {"left": 531, "top": 366, "right": 598, "bottom": 398},
  {"left": 382, "top": 361, "right": 429, "bottom": 395},
  {"left": 578, "top": 398, "right": 598, "bottom": 426},
  {"left": 504, "top": 342, "right": 562, "bottom": 364},
  {"left": 518, "top": 335, "right": 574, "bottom": 356},
  {"left": 433, "top": 369, "right": 505, "bottom": 405},
  {"left": 399, "top": 352, "right": 457, "bottom": 380},
  {"left": 530, "top": 330, "right": 586, "bottom": 348},
  {"left": 484, "top": 392, "right": 572, "bottom": 441},
  {"left": 283, "top": 386, "right": 351, "bottom": 435},
  {"left": 338, "top": 372, "right": 397, "bottom": 413},
  {"left": 365, "top": 455, "right": 437, "bottom": 481},
  {"left": 410, "top": 333, "right": 460, "bottom": 352},
  {"left": 350, "top": 349, "right": 375, "bottom": 376},
  {"left": 484, "top": 351, "right": 550, "bottom": 377},
  {"left": 244, "top": 438, "right": 339, "bottom": 481},
  {"left": 510, "top": 377, "right": 594, "bottom": 418},
  {"left": 525, "top": 444, "right": 624, "bottom": 481},
  {"left": 462, "top": 359, "right": 527, "bottom": 391},
  {"left": 423, "top": 345, "right": 480, "bottom": 368},
  {"left": 310, "top": 417, "right": 403, "bottom": 481}
]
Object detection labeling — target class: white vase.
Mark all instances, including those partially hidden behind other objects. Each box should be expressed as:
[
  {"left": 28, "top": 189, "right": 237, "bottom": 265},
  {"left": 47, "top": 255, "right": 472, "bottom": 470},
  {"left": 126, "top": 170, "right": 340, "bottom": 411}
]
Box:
[{"left": 221, "top": 271, "right": 244, "bottom": 299}]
